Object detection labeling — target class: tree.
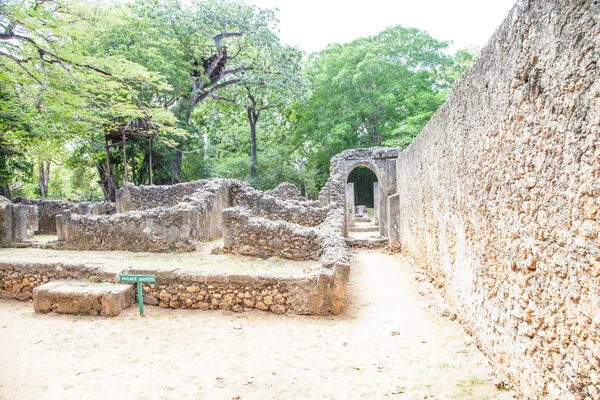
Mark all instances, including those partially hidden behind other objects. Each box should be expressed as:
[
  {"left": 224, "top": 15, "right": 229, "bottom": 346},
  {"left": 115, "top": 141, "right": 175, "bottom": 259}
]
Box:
[
  {"left": 1, "top": 0, "right": 186, "bottom": 199},
  {"left": 215, "top": 43, "right": 307, "bottom": 179},
  {"left": 97, "top": 0, "right": 281, "bottom": 182},
  {"left": 294, "top": 25, "right": 472, "bottom": 188}
]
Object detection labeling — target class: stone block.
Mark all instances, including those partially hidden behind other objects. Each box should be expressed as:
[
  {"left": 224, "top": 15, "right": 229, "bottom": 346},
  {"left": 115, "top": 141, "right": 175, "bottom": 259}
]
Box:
[
  {"left": 346, "top": 182, "right": 355, "bottom": 229},
  {"left": 387, "top": 193, "right": 400, "bottom": 251},
  {"left": 373, "top": 182, "right": 379, "bottom": 225},
  {"left": 33, "top": 280, "right": 135, "bottom": 316}
]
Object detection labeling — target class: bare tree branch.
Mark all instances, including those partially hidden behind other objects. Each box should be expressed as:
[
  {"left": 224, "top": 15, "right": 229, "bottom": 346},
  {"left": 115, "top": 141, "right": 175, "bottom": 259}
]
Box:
[{"left": 194, "top": 78, "right": 241, "bottom": 106}]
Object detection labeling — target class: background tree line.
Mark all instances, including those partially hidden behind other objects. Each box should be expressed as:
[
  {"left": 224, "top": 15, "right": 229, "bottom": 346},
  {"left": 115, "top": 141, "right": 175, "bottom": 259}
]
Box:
[{"left": 0, "top": 0, "right": 477, "bottom": 201}]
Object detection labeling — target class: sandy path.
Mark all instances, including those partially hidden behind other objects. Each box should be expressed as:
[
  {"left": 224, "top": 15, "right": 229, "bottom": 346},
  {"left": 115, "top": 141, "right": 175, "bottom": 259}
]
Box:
[{"left": 0, "top": 250, "right": 515, "bottom": 400}]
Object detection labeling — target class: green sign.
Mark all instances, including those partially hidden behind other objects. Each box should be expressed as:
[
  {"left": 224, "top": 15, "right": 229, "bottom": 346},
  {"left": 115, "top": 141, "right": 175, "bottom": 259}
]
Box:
[
  {"left": 120, "top": 275, "right": 156, "bottom": 283},
  {"left": 119, "top": 274, "right": 156, "bottom": 315}
]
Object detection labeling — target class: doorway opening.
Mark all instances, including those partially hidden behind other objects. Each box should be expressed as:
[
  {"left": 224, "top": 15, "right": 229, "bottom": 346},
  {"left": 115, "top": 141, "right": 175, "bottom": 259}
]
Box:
[{"left": 347, "top": 166, "right": 378, "bottom": 225}]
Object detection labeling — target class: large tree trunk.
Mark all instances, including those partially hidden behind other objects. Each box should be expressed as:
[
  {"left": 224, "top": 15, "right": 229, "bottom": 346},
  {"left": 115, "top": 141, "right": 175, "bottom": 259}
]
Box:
[
  {"left": 247, "top": 105, "right": 259, "bottom": 180},
  {"left": 96, "top": 162, "right": 116, "bottom": 202},
  {"left": 38, "top": 161, "right": 50, "bottom": 198}
]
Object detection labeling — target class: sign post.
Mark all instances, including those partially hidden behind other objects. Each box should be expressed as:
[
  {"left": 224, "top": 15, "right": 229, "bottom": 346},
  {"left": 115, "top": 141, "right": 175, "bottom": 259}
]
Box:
[{"left": 119, "top": 274, "right": 156, "bottom": 315}]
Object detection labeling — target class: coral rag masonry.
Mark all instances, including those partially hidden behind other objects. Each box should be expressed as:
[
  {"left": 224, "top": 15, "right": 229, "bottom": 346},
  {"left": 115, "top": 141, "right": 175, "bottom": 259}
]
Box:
[
  {"left": 1, "top": 179, "right": 350, "bottom": 316},
  {"left": 394, "top": 0, "right": 599, "bottom": 399}
]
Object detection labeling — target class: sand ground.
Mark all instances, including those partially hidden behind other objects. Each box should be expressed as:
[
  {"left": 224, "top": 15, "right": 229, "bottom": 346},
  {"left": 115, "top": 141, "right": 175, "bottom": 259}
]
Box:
[{"left": 0, "top": 250, "right": 516, "bottom": 400}]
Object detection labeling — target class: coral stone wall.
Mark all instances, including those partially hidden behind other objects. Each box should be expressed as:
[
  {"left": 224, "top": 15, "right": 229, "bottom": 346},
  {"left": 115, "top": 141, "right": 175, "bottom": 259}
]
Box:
[
  {"left": 64, "top": 208, "right": 198, "bottom": 252},
  {"left": 394, "top": 1, "right": 600, "bottom": 399},
  {"left": 116, "top": 180, "right": 207, "bottom": 213},
  {"left": 264, "top": 182, "right": 307, "bottom": 201},
  {"left": 63, "top": 179, "right": 231, "bottom": 252},
  {"left": 12, "top": 198, "right": 116, "bottom": 234},
  {"left": 181, "top": 179, "right": 231, "bottom": 241},
  {"left": 222, "top": 207, "right": 322, "bottom": 260},
  {"left": 231, "top": 182, "right": 327, "bottom": 227},
  {"left": 0, "top": 261, "right": 346, "bottom": 315},
  {"left": 13, "top": 198, "right": 73, "bottom": 234},
  {"left": 0, "top": 202, "right": 38, "bottom": 244}
]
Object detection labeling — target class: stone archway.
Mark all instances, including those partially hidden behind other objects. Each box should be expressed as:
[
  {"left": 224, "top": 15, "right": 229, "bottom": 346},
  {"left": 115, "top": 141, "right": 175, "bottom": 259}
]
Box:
[{"left": 318, "top": 147, "right": 399, "bottom": 237}]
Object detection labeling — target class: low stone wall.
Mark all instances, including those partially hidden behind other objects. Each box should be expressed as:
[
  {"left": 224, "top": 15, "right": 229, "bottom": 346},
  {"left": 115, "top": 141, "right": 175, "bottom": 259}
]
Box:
[
  {"left": 0, "top": 260, "right": 348, "bottom": 315},
  {"left": 393, "top": 1, "right": 600, "bottom": 398},
  {"left": 117, "top": 180, "right": 207, "bottom": 213},
  {"left": 231, "top": 182, "right": 327, "bottom": 227},
  {"left": 222, "top": 207, "right": 322, "bottom": 260},
  {"left": 63, "top": 208, "right": 198, "bottom": 252}
]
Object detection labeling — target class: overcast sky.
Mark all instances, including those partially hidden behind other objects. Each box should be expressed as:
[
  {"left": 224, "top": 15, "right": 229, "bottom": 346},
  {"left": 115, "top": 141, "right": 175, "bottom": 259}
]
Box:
[{"left": 244, "top": 0, "right": 517, "bottom": 53}]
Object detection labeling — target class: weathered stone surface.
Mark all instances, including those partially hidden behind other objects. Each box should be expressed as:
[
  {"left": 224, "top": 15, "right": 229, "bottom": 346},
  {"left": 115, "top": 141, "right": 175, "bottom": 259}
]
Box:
[
  {"left": 222, "top": 207, "right": 322, "bottom": 260},
  {"left": 63, "top": 179, "right": 231, "bottom": 251},
  {"left": 0, "top": 202, "right": 38, "bottom": 245},
  {"left": 33, "top": 280, "right": 134, "bottom": 316},
  {"left": 264, "top": 182, "right": 307, "bottom": 201},
  {"left": 13, "top": 197, "right": 116, "bottom": 234},
  {"left": 231, "top": 181, "right": 327, "bottom": 227},
  {"left": 387, "top": 194, "right": 400, "bottom": 251},
  {"left": 346, "top": 183, "right": 355, "bottom": 228},
  {"left": 319, "top": 147, "right": 399, "bottom": 237},
  {"left": 373, "top": 182, "right": 380, "bottom": 225},
  {"left": 393, "top": 1, "right": 600, "bottom": 398}
]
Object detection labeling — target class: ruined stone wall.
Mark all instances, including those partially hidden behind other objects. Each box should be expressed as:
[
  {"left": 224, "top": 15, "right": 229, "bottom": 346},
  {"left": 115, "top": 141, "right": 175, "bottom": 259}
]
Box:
[
  {"left": 63, "top": 208, "right": 198, "bottom": 252},
  {"left": 13, "top": 198, "right": 73, "bottom": 234},
  {"left": 12, "top": 197, "right": 116, "bottom": 234},
  {"left": 231, "top": 182, "right": 327, "bottom": 227},
  {"left": 264, "top": 182, "right": 307, "bottom": 201},
  {"left": 394, "top": 1, "right": 599, "bottom": 399},
  {"left": 0, "top": 261, "right": 346, "bottom": 315},
  {"left": 182, "top": 179, "right": 231, "bottom": 241},
  {"left": 63, "top": 179, "right": 231, "bottom": 251},
  {"left": 0, "top": 202, "right": 38, "bottom": 245},
  {"left": 222, "top": 207, "right": 322, "bottom": 260},
  {"left": 116, "top": 180, "right": 207, "bottom": 213}
]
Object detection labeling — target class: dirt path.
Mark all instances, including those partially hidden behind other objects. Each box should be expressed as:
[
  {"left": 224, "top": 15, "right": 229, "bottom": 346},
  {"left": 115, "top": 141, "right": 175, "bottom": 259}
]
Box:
[{"left": 0, "top": 250, "right": 515, "bottom": 400}]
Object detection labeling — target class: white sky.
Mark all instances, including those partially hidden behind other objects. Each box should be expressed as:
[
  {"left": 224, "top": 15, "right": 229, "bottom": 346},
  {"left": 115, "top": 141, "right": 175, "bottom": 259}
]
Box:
[{"left": 244, "top": 0, "right": 517, "bottom": 53}]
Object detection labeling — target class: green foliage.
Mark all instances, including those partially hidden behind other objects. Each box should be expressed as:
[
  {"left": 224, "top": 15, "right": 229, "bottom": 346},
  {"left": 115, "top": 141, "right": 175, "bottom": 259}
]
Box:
[
  {"left": 293, "top": 26, "right": 473, "bottom": 189},
  {"left": 347, "top": 167, "right": 378, "bottom": 208},
  {"left": 1, "top": 1, "right": 477, "bottom": 199}
]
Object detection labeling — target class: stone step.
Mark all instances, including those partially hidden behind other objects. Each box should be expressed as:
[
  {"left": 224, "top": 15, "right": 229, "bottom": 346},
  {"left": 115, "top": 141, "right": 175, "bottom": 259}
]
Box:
[
  {"left": 345, "top": 236, "right": 389, "bottom": 248},
  {"left": 33, "top": 280, "right": 135, "bottom": 316},
  {"left": 349, "top": 226, "right": 379, "bottom": 233}
]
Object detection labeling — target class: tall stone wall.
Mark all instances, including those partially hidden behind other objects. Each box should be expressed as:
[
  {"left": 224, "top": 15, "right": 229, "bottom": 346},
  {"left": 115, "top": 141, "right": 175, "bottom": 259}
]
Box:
[{"left": 394, "top": 1, "right": 599, "bottom": 399}]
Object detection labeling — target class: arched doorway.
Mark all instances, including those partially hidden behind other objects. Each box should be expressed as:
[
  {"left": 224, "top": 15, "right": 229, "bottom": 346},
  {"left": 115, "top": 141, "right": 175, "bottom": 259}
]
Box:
[
  {"left": 347, "top": 166, "right": 378, "bottom": 226},
  {"left": 320, "top": 147, "right": 399, "bottom": 239}
]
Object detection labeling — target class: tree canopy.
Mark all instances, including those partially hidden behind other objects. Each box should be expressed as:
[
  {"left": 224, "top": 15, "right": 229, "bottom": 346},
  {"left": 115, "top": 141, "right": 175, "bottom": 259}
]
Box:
[{"left": 1, "top": 0, "right": 477, "bottom": 200}]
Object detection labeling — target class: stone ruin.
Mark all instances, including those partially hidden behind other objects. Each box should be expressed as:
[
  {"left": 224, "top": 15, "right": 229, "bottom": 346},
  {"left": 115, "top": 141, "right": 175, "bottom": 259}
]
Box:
[
  {"left": 354, "top": 205, "right": 371, "bottom": 223},
  {"left": 1, "top": 0, "right": 598, "bottom": 397},
  {"left": 12, "top": 197, "right": 115, "bottom": 235},
  {"left": 1, "top": 179, "right": 350, "bottom": 315},
  {"left": 319, "top": 147, "right": 398, "bottom": 237},
  {"left": 0, "top": 195, "right": 38, "bottom": 245}
]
